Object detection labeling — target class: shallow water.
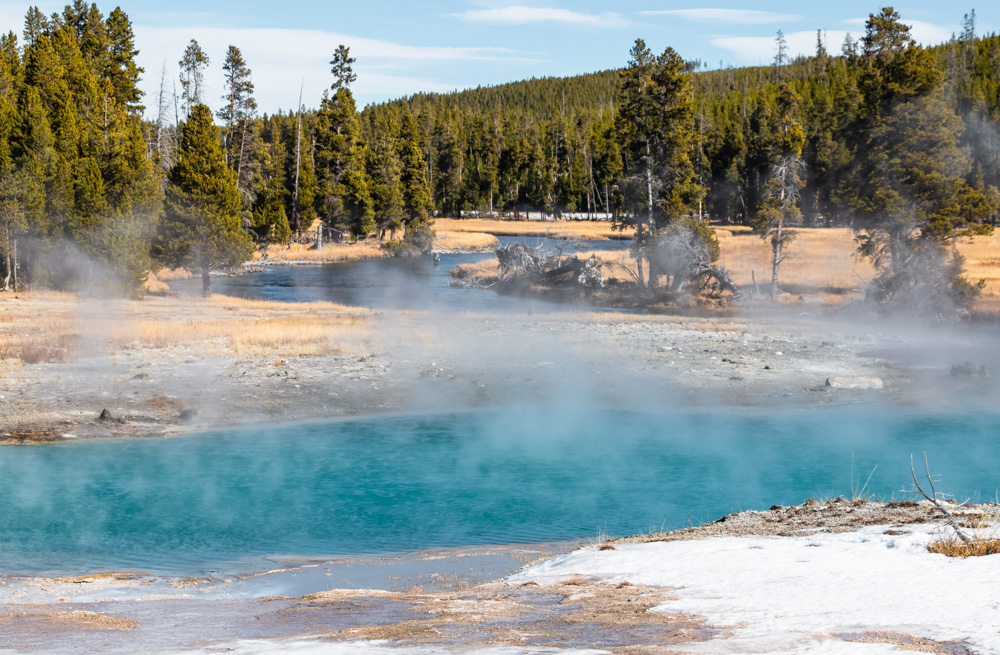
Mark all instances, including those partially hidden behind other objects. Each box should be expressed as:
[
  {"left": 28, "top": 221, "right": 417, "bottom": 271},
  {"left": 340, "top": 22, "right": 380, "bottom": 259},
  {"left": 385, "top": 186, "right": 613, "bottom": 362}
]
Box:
[
  {"left": 170, "top": 236, "right": 629, "bottom": 311},
  {"left": 1, "top": 407, "right": 997, "bottom": 577}
]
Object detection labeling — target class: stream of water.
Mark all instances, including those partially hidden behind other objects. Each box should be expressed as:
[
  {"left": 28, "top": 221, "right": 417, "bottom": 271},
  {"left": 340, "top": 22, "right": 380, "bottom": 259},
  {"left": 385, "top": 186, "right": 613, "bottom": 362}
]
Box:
[{"left": 169, "top": 237, "right": 629, "bottom": 311}]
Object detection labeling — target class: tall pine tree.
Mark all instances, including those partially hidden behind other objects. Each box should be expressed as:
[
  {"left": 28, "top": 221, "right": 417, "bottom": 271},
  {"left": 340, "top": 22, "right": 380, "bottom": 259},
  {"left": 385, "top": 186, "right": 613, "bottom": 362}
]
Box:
[{"left": 156, "top": 104, "right": 252, "bottom": 296}]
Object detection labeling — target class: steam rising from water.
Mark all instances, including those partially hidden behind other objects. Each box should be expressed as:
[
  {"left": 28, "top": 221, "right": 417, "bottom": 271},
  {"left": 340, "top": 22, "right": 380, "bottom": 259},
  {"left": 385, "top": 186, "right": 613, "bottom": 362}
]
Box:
[{"left": 2, "top": 407, "right": 999, "bottom": 577}]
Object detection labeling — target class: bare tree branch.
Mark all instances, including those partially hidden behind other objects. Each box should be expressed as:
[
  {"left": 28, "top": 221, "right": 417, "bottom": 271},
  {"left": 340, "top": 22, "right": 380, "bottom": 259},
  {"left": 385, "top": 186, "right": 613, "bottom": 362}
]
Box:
[{"left": 906, "top": 453, "right": 972, "bottom": 543}]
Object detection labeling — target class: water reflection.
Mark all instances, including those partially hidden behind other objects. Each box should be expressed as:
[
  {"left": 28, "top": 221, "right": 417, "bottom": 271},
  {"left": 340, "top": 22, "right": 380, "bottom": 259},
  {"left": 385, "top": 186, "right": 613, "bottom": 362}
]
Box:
[{"left": 170, "top": 237, "right": 630, "bottom": 312}]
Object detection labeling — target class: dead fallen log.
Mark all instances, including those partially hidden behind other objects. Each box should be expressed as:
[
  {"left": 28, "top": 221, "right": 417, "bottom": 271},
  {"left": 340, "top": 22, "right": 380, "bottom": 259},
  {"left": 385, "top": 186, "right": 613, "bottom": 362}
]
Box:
[
  {"left": 542, "top": 256, "right": 604, "bottom": 288},
  {"left": 496, "top": 243, "right": 553, "bottom": 284},
  {"left": 496, "top": 243, "right": 603, "bottom": 288},
  {"left": 688, "top": 263, "right": 743, "bottom": 299}
]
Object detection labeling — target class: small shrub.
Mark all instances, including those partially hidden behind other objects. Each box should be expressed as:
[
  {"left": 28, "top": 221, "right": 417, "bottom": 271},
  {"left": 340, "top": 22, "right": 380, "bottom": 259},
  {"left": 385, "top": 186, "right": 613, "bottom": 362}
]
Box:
[{"left": 17, "top": 335, "right": 77, "bottom": 363}]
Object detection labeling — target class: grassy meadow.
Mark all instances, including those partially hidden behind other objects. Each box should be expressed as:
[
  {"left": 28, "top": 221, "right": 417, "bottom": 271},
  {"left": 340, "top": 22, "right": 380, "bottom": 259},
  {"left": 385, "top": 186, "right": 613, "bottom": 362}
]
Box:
[
  {"left": 444, "top": 218, "right": 1000, "bottom": 314},
  {"left": 0, "top": 293, "right": 372, "bottom": 365}
]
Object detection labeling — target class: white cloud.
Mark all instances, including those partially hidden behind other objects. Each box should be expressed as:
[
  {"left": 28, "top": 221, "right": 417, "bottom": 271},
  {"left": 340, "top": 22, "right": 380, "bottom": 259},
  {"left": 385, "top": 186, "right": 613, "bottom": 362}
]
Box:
[
  {"left": 450, "top": 6, "right": 628, "bottom": 28},
  {"left": 133, "top": 24, "right": 536, "bottom": 116},
  {"left": 640, "top": 9, "right": 801, "bottom": 25},
  {"left": 842, "top": 17, "right": 954, "bottom": 46},
  {"left": 906, "top": 19, "right": 954, "bottom": 45},
  {"left": 710, "top": 30, "right": 849, "bottom": 64}
]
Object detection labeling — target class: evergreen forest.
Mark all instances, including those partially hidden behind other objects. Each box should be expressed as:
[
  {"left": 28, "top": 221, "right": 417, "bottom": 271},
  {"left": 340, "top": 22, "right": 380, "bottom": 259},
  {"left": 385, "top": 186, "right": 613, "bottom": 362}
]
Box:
[{"left": 1, "top": 2, "right": 998, "bottom": 309}]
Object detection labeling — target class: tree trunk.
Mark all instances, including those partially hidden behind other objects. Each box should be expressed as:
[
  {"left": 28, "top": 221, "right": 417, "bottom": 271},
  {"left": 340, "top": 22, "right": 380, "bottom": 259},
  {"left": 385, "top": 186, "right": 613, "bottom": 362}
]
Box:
[
  {"left": 771, "top": 221, "right": 782, "bottom": 301},
  {"left": 3, "top": 225, "right": 9, "bottom": 291},
  {"left": 236, "top": 118, "right": 248, "bottom": 191},
  {"left": 634, "top": 224, "right": 645, "bottom": 287},
  {"left": 201, "top": 266, "right": 212, "bottom": 297},
  {"left": 645, "top": 138, "right": 654, "bottom": 230}
]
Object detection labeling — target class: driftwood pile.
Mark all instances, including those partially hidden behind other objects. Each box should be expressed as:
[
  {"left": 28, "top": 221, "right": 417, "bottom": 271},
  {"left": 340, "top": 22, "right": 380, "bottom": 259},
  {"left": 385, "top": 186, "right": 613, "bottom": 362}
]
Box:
[{"left": 496, "top": 243, "right": 604, "bottom": 289}]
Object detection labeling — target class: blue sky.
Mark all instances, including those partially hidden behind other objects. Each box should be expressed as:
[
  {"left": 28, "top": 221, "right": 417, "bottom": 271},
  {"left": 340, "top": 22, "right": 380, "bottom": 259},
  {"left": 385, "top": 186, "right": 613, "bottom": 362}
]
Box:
[{"left": 0, "top": 2, "right": 994, "bottom": 117}]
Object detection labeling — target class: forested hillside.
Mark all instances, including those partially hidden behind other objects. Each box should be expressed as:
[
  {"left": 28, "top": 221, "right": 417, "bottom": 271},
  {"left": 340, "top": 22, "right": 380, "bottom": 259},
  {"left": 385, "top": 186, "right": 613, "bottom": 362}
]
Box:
[
  {"left": 1, "top": 2, "right": 998, "bottom": 311},
  {"left": 378, "top": 18, "right": 1000, "bottom": 228}
]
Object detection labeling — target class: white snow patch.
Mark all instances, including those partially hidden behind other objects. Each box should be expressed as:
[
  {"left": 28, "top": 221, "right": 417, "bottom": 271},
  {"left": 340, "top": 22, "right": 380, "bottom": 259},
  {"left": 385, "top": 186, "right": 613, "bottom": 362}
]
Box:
[
  {"left": 509, "top": 523, "right": 999, "bottom": 653},
  {"left": 165, "top": 640, "right": 609, "bottom": 655}
]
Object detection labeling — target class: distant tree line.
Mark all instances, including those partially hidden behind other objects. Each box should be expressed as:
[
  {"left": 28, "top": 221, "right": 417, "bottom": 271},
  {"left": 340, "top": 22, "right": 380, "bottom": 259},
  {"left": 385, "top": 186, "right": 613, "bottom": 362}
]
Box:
[{"left": 0, "top": 3, "right": 997, "bottom": 310}]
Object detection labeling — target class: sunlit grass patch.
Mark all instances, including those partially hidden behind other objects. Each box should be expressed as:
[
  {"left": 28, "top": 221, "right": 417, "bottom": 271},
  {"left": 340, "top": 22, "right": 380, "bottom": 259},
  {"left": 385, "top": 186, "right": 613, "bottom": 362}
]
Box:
[
  {"left": 151, "top": 267, "right": 193, "bottom": 281},
  {"left": 928, "top": 506, "right": 1000, "bottom": 558},
  {"left": 955, "top": 232, "right": 1000, "bottom": 316},
  {"left": 716, "top": 227, "right": 873, "bottom": 295},
  {"left": 204, "top": 294, "right": 366, "bottom": 316},
  {"left": 107, "top": 314, "right": 369, "bottom": 356},
  {"left": 0, "top": 294, "right": 81, "bottom": 363},
  {"left": 434, "top": 231, "right": 498, "bottom": 250},
  {"left": 0, "top": 292, "right": 373, "bottom": 362},
  {"left": 451, "top": 259, "right": 498, "bottom": 281},
  {"left": 433, "top": 217, "right": 625, "bottom": 241},
  {"left": 254, "top": 242, "right": 386, "bottom": 263},
  {"left": 928, "top": 536, "right": 1000, "bottom": 558}
]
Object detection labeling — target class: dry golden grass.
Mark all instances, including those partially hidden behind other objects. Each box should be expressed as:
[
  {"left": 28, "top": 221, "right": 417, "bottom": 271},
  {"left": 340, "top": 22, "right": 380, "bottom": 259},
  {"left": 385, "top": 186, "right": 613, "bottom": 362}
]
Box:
[
  {"left": 107, "top": 295, "right": 370, "bottom": 355},
  {"left": 955, "top": 232, "right": 1000, "bottom": 315},
  {"left": 0, "top": 290, "right": 76, "bottom": 303},
  {"left": 107, "top": 316, "right": 366, "bottom": 355},
  {"left": 451, "top": 259, "right": 498, "bottom": 280},
  {"left": 0, "top": 292, "right": 372, "bottom": 361},
  {"left": 204, "top": 294, "right": 363, "bottom": 314},
  {"left": 254, "top": 242, "right": 387, "bottom": 263},
  {"left": 434, "top": 231, "right": 499, "bottom": 250},
  {"left": 143, "top": 270, "right": 170, "bottom": 294},
  {"left": 434, "top": 217, "right": 625, "bottom": 241},
  {"left": 717, "top": 227, "right": 874, "bottom": 297},
  {"left": 0, "top": 292, "right": 81, "bottom": 363},
  {"left": 927, "top": 506, "right": 1000, "bottom": 558},
  {"left": 442, "top": 223, "right": 1000, "bottom": 311},
  {"left": 928, "top": 536, "right": 1000, "bottom": 558},
  {"left": 152, "top": 267, "right": 193, "bottom": 281},
  {"left": 576, "top": 250, "right": 641, "bottom": 281}
]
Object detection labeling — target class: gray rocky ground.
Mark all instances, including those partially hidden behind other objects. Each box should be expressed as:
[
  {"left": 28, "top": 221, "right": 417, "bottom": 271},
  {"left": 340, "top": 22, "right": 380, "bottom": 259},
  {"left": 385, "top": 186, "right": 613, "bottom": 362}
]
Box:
[{"left": 4, "top": 301, "right": 998, "bottom": 443}]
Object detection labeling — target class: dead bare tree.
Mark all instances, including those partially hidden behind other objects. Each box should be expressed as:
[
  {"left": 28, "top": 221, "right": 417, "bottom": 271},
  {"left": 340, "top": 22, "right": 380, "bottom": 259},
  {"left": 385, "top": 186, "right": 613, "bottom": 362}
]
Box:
[
  {"left": 292, "top": 82, "right": 304, "bottom": 235},
  {"left": 154, "top": 61, "right": 174, "bottom": 175},
  {"left": 905, "top": 452, "right": 972, "bottom": 544}
]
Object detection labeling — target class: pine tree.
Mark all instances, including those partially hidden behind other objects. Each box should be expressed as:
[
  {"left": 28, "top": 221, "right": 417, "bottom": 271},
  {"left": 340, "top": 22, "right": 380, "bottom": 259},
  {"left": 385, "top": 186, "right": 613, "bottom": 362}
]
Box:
[
  {"left": 23, "top": 7, "right": 47, "bottom": 47},
  {"left": 367, "top": 107, "right": 404, "bottom": 238},
  {"left": 617, "top": 38, "right": 657, "bottom": 282},
  {"left": 399, "top": 109, "right": 434, "bottom": 248},
  {"left": 330, "top": 45, "right": 356, "bottom": 92},
  {"left": 847, "top": 8, "right": 998, "bottom": 314},
  {"left": 314, "top": 45, "right": 374, "bottom": 236},
  {"left": 218, "top": 46, "right": 257, "bottom": 195},
  {"left": 156, "top": 104, "right": 252, "bottom": 296},
  {"left": 178, "top": 39, "right": 209, "bottom": 118},
  {"left": 618, "top": 41, "right": 703, "bottom": 288},
  {"left": 104, "top": 7, "right": 142, "bottom": 113},
  {"left": 755, "top": 85, "right": 806, "bottom": 300}
]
